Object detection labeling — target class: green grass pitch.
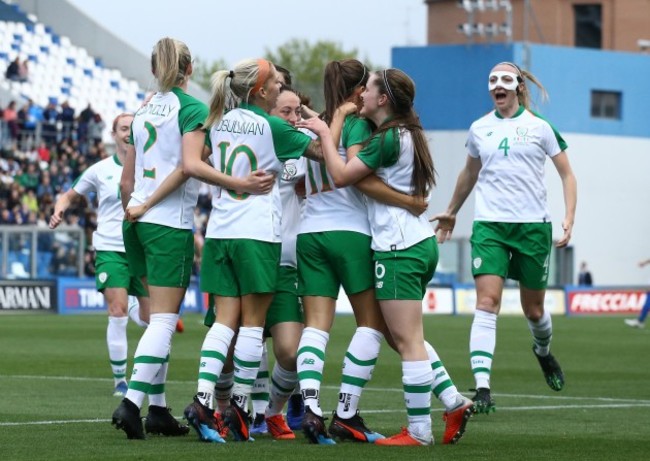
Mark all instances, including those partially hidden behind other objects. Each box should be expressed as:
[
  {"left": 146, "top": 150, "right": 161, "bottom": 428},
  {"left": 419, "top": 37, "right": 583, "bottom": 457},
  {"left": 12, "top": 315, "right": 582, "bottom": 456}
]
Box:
[{"left": 0, "top": 313, "right": 648, "bottom": 460}]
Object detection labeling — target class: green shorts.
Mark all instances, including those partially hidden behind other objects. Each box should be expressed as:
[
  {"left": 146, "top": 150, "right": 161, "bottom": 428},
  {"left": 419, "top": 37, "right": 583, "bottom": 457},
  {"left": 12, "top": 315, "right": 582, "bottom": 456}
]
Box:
[
  {"left": 265, "top": 265, "right": 303, "bottom": 336},
  {"left": 374, "top": 237, "right": 438, "bottom": 300},
  {"left": 470, "top": 221, "right": 552, "bottom": 290},
  {"left": 122, "top": 221, "right": 194, "bottom": 288},
  {"left": 95, "top": 251, "right": 147, "bottom": 296},
  {"left": 297, "top": 231, "right": 373, "bottom": 298},
  {"left": 200, "top": 238, "right": 280, "bottom": 296}
]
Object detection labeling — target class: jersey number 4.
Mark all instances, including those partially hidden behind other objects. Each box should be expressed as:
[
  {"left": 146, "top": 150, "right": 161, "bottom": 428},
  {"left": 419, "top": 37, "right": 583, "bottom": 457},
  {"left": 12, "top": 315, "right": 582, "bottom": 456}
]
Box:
[{"left": 498, "top": 137, "right": 510, "bottom": 157}]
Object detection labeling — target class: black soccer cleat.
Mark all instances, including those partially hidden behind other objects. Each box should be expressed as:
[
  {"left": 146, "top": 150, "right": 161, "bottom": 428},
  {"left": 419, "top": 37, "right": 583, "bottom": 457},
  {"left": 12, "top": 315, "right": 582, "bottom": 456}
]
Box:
[
  {"left": 112, "top": 398, "right": 145, "bottom": 440},
  {"left": 471, "top": 388, "right": 496, "bottom": 415},
  {"left": 302, "top": 407, "right": 335, "bottom": 445},
  {"left": 533, "top": 346, "right": 565, "bottom": 391},
  {"left": 222, "top": 399, "right": 252, "bottom": 441},
  {"left": 183, "top": 397, "right": 225, "bottom": 443},
  {"left": 329, "top": 410, "right": 384, "bottom": 443},
  {"left": 144, "top": 405, "right": 189, "bottom": 436}
]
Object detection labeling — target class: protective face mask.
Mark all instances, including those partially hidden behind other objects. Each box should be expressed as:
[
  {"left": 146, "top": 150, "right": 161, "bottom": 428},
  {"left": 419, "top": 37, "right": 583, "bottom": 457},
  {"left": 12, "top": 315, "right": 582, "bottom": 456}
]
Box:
[{"left": 488, "top": 71, "right": 519, "bottom": 91}]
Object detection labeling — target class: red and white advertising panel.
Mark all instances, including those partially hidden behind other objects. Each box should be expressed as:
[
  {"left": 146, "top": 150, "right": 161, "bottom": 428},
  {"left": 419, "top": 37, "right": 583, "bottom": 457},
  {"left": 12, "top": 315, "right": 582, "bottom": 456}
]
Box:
[{"left": 567, "top": 288, "right": 647, "bottom": 315}]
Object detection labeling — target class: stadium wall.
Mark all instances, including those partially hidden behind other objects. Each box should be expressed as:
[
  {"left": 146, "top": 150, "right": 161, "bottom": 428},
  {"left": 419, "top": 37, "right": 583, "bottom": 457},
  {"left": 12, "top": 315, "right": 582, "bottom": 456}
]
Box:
[{"left": 395, "top": 43, "right": 650, "bottom": 286}]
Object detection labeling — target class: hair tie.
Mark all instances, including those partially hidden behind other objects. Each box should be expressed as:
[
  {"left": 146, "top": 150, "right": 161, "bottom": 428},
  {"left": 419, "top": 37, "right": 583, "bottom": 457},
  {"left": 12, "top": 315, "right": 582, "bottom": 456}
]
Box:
[
  {"left": 250, "top": 59, "right": 271, "bottom": 96},
  {"left": 228, "top": 70, "right": 234, "bottom": 79}
]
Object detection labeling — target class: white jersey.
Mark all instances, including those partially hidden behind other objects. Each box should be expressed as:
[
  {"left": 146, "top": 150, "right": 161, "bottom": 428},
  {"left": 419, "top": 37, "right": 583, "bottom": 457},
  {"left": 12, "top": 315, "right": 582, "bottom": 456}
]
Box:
[
  {"left": 299, "top": 115, "right": 371, "bottom": 235},
  {"left": 466, "top": 106, "right": 567, "bottom": 222},
  {"left": 128, "top": 87, "right": 207, "bottom": 229},
  {"left": 205, "top": 103, "right": 311, "bottom": 242},
  {"left": 71, "top": 155, "right": 125, "bottom": 252},
  {"left": 357, "top": 127, "right": 433, "bottom": 251},
  {"left": 279, "top": 157, "right": 306, "bottom": 267}
]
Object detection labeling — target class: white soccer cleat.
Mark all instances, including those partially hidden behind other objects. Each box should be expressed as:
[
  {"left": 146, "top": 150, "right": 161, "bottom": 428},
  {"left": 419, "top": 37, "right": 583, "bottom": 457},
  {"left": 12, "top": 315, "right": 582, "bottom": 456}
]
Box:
[{"left": 624, "top": 319, "right": 645, "bottom": 328}]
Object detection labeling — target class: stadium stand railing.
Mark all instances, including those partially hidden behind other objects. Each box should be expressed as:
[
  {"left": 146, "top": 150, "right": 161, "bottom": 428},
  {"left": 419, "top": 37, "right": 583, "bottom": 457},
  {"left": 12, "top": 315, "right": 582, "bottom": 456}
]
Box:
[{"left": 0, "top": 224, "right": 85, "bottom": 279}]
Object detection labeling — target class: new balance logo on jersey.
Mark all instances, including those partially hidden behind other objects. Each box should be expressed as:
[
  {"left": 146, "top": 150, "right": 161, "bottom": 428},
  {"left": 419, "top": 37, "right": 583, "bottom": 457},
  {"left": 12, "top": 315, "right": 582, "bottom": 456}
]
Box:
[
  {"left": 301, "top": 358, "right": 315, "bottom": 365},
  {"left": 487, "top": 131, "right": 493, "bottom": 137}
]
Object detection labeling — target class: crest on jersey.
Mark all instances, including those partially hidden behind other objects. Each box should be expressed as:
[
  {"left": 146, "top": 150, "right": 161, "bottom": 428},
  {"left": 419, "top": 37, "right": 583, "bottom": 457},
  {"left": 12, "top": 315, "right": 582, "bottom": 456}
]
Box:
[
  {"left": 516, "top": 127, "right": 528, "bottom": 136},
  {"left": 99, "top": 272, "right": 108, "bottom": 283},
  {"left": 282, "top": 162, "right": 298, "bottom": 181}
]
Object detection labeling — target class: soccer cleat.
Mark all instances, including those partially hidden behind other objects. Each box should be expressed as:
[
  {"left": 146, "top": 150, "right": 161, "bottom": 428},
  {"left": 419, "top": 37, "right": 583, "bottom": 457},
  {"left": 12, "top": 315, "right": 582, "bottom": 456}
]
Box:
[
  {"left": 286, "top": 393, "right": 305, "bottom": 430},
  {"left": 329, "top": 411, "right": 384, "bottom": 443},
  {"left": 624, "top": 318, "right": 645, "bottom": 328},
  {"left": 302, "top": 407, "right": 336, "bottom": 445},
  {"left": 250, "top": 413, "right": 268, "bottom": 435},
  {"left": 213, "top": 411, "right": 229, "bottom": 438},
  {"left": 533, "top": 346, "right": 565, "bottom": 391},
  {"left": 175, "top": 318, "right": 185, "bottom": 333},
  {"left": 265, "top": 414, "right": 296, "bottom": 440},
  {"left": 184, "top": 397, "right": 226, "bottom": 443},
  {"left": 223, "top": 399, "right": 252, "bottom": 441},
  {"left": 442, "top": 395, "right": 473, "bottom": 444},
  {"left": 375, "top": 427, "right": 431, "bottom": 446},
  {"left": 471, "top": 388, "right": 496, "bottom": 414},
  {"left": 144, "top": 406, "right": 190, "bottom": 436},
  {"left": 112, "top": 398, "right": 145, "bottom": 440},
  {"left": 113, "top": 381, "right": 128, "bottom": 397}
]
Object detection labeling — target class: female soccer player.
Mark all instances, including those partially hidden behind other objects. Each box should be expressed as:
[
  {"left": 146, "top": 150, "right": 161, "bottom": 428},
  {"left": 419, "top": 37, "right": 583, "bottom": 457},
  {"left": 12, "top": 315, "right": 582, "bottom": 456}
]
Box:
[
  {"left": 431, "top": 62, "right": 577, "bottom": 413},
  {"left": 299, "top": 68, "right": 450, "bottom": 446},
  {"left": 50, "top": 113, "right": 149, "bottom": 398},
  {"left": 182, "top": 58, "right": 323, "bottom": 443}
]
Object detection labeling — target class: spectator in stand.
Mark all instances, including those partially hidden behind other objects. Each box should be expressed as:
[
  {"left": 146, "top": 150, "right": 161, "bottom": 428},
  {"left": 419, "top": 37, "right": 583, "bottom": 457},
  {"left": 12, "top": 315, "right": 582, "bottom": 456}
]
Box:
[
  {"left": 17, "top": 162, "right": 39, "bottom": 192},
  {"left": 58, "top": 101, "right": 75, "bottom": 142},
  {"left": 22, "top": 99, "right": 43, "bottom": 151},
  {"left": 42, "top": 101, "right": 59, "bottom": 146},
  {"left": 3, "top": 101, "right": 19, "bottom": 142},
  {"left": 37, "top": 172, "right": 55, "bottom": 200},
  {"left": 37, "top": 141, "right": 51, "bottom": 163},
  {"left": 0, "top": 207, "right": 14, "bottom": 224},
  {"left": 22, "top": 189, "right": 38, "bottom": 214},
  {"left": 77, "top": 103, "right": 94, "bottom": 154},
  {"left": 88, "top": 113, "right": 106, "bottom": 146},
  {"left": 5, "top": 57, "right": 20, "bottom": 81},
  {"left": 18, "top": 59, "right": 29, "bottom": 83}
]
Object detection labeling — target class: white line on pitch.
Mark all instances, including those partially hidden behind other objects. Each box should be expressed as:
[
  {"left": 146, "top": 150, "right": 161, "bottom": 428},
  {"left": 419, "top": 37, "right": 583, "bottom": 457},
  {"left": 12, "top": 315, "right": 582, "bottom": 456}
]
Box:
[{"left": 2, "top": 402, "right": 650, "bottom": 427}]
